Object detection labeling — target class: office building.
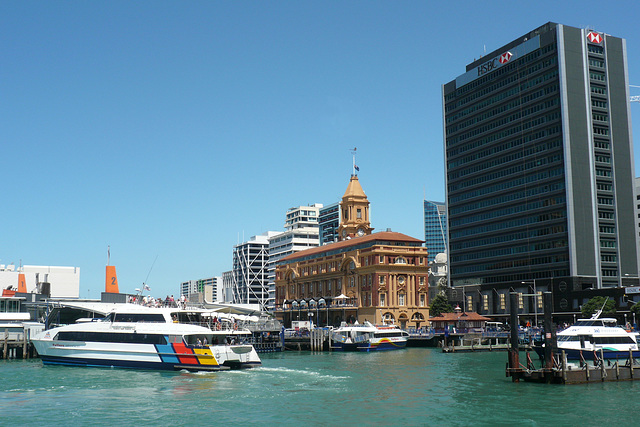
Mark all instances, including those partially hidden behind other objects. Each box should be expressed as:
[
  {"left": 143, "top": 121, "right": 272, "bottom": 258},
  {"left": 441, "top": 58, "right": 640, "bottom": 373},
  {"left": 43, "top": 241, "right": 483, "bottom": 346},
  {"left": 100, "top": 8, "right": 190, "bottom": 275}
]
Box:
[
  {"left": 232, "top": 231, "right": 280, "bottom": 310},
  {"left": 179, "top": 276, "right": 221, "bottom": 303},
  {"left": 443, "top": 22, "right": 638, "bottom": 320},
  {"left": 266, "top": 204, "right": 322, "bottom": 309},
  {"left": 424, "top": 200, "right": 447, "bottom": 263},
  {"left": 319, "top": 202, "right": 340, "bottom": 245}
]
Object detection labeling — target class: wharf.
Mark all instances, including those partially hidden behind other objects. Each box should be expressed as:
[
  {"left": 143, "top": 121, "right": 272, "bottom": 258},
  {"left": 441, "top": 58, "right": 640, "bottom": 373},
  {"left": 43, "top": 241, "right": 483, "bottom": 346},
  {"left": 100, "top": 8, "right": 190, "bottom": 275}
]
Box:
[
  {"left": 505, "top": 291, "right": 640, "bottom": 385},
  {"left": 1, "top": 328, "right": 37, "bottom": 360},
  {"left": 443, "top": 343, "right": 511, "bottom": 353},
  {"left": 507, "top": 349, "right": 640, "bottom": 384},
  {"left": 284, "top": 330, "right": 521, "bottom": 352}
]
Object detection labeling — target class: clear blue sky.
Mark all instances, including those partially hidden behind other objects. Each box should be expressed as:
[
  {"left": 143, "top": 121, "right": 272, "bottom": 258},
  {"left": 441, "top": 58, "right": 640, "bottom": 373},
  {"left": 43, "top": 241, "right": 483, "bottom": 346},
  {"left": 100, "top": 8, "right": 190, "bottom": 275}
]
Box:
[{"left": 2, "top": 1, "right": 640, "bottom": 299}]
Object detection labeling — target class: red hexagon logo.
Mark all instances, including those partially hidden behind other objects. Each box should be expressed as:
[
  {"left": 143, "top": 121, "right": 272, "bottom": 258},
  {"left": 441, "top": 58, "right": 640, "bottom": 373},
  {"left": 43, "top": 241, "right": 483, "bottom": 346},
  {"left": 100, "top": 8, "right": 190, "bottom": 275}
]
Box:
[
  {"left": 499, "top": 52, "right": 512, "bottom": 64},
  {"left": 587, "top": 32, "right": 602, "bottom": 44}
]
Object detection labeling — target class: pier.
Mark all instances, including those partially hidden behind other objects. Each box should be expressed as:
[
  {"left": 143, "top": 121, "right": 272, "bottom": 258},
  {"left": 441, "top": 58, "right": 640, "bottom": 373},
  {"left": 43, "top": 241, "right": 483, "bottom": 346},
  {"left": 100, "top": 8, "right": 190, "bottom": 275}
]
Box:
[
  {"left": 505, "top": 291, "right": 640, "bottom": 384},
  {"left": 507, "top": 348, "right": 640, "bottom": 384},
  {"left": 1, "top": 327, "right": 37, "bottom": 360}
]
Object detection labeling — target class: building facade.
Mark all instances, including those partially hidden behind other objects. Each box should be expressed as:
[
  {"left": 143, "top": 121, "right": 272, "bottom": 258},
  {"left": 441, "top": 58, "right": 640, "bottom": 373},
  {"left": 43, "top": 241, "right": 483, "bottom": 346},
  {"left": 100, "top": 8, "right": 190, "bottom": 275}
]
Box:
[
  {"left": 424, "top": 200, "right": 447, "bottom": 263},
  {"left": 179, "top": 276, "right": 221, "bottom": 303},
  {"left": 274, "top": 175, "right": 431, "bottom": 328},
  {"left": 319, "top": 202, "right": 340, "bottom": 245},
  {"left": 266, "top": 204, "right": 322, "bottom": 309},
  {"left": 0, "top": 264, "right": 80, "bottom": 298},
  {"left": 222, "top": 270, "right": 233, "bottom": 303},
  {"left": 232, "top": 231, "right": 280, "bottom": 310},
  {"left": 443, "top": 23, "right": 639, "bottom": 321}
]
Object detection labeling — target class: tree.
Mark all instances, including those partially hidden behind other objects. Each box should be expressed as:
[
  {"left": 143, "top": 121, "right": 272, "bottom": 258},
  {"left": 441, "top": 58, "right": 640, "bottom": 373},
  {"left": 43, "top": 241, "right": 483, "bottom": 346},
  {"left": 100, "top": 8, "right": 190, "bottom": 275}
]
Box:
[
  {"left": 430, "top": 294, "right": 453, "bottom": 317},
  {"left": 581, "top": 296, "right": 616, "bottom": 319},
  {"left": 630, "top": 302, "right": 640, "bottom": 322}
]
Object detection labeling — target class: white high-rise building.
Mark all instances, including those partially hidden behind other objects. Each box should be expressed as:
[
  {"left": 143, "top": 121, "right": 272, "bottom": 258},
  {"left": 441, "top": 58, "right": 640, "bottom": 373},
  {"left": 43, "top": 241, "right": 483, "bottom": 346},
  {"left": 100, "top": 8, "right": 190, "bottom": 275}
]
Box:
[
  {"left": 232, "top": 231, "right": 281, "bottom": 310},
  {"left": 266, "top": 204, "right": 322, "bottom": 310},
  {"left": 179, "top": 276, "right": 221, "bottom": 303}
]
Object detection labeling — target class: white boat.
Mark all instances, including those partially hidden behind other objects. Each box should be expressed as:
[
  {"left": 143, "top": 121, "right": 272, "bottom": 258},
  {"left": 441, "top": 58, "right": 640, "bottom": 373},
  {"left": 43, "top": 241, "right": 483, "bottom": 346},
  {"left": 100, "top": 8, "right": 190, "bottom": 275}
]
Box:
[
  {"left": 330, "top": 321, "right": 409, "bottom": 351},
  {"left": 534, "top": 313, "right": 639, "bottom": 361},
  {"left": 1, "top": 294, "right": 45, "bottom": 343},
  {"left": 32, "top": 306, "right": 262, "bottom": 371}
]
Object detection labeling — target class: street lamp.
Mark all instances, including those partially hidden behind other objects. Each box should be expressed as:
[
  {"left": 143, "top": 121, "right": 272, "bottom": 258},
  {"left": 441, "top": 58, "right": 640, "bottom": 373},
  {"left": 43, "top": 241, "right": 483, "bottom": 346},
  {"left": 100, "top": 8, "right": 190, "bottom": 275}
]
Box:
[{"left": 521, "top": 280, "right": 538, "bottom": 328}]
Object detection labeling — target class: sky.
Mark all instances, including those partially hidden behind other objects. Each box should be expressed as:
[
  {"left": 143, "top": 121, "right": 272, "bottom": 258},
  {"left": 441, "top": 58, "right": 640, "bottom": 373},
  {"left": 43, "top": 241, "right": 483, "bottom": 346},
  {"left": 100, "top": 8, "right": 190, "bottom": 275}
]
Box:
[{"left": 2, "top": 1, "right": 640, "bottom": 299}]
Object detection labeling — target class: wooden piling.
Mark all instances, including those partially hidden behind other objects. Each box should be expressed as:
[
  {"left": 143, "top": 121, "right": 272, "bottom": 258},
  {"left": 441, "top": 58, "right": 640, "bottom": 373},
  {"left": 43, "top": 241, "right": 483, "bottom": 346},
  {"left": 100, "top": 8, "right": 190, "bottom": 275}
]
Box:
[
  {"left": 508, "top": 293, "right": 520, "bottom": 381},
  {"left": 23, "top": 331, "right": 28, "bottom": 359}
]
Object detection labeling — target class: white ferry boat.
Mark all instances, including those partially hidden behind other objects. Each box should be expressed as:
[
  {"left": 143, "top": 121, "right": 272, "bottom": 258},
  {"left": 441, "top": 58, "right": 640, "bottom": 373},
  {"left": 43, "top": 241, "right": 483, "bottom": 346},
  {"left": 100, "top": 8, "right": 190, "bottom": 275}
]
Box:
[
  {"left": 330, "top": 321, "right": 409, "bottom": 351},
  {"left": 534, "top": 314, "right": 639, "bottom": 360},
  {"left": 32, "top": 306, "right": 262, "bottom": 371}
]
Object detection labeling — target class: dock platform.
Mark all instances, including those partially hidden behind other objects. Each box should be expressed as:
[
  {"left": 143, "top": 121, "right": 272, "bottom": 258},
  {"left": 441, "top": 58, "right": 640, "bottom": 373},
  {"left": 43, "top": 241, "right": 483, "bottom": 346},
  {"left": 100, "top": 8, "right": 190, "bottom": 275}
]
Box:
[
  {"left": 1, "top": 328, "right": 37, "bottom": 360},
  {"left": 507, "top": 350, "right": 640, "bottom": 384}
]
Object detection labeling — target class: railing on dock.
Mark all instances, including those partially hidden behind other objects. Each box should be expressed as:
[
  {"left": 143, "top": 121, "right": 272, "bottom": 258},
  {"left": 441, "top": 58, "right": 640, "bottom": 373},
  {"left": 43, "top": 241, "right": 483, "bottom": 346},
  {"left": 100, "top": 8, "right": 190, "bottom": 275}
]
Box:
[{"left": 507, "top": 348, "right": 640, "bottom": 384}]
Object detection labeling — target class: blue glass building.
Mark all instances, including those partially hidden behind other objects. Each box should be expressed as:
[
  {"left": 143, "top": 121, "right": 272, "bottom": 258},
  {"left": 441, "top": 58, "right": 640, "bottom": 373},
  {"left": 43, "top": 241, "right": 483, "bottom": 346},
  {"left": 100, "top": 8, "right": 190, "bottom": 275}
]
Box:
[{"left": 424, "top": 200, "right": 447, "bottom": 263}]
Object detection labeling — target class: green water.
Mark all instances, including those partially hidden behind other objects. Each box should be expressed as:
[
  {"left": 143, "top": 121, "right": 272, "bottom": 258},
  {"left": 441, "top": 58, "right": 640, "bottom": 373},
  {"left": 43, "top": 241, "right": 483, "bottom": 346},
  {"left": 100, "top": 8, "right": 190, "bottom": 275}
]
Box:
[{"left": 1, "top": 349, "right": 639, "bottom": 426}]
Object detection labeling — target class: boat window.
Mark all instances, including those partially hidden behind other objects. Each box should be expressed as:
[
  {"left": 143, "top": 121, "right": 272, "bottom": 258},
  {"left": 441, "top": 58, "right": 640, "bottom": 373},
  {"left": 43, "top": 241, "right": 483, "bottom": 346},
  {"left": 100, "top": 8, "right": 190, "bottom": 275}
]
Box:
[
  {"left": 167, "top": 335, "right": 183, "bottom": 344},
  {"left": 56, "top": 331, "right": 167, "bottom": 345},
  {"left": 184, "top": 334, "right": 215, "bottom": 346},
  {"left": 373, "top": 331, "right": 405, "bottom": 338},
  {"left": 558, "top": 336, "right": 580, "bottom": 342},
  {"left": 102, "top": 313, "right": 115, "bottom": 322},
  {"left": 174, "top": 312, "right": 205, "bottom": 325},
  {"left": 592, "top": 336, "right": 635, "bottom": 344},
  {"left": 113, "top": 313, "right": 166, "bottom": 323}
]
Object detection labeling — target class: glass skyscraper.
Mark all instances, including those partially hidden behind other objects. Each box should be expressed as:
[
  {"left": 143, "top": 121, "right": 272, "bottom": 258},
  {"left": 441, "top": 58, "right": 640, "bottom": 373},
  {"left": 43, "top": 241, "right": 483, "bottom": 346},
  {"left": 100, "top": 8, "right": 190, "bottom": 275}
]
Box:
[{"left": 424, "top": 200, "right": 447, "bottom": 263}]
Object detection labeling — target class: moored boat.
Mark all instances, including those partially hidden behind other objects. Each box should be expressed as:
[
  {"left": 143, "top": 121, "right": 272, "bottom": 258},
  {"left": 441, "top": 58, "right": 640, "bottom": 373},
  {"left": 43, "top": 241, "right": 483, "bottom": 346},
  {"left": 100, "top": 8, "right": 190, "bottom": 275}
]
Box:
[
  {"left": 534, "top": 314, "right": 639, "bottom": 360},
  {"left": 32, "top": 306, "right": 262, "bottom": 371},
  {"left": 330, "top": 321, "right": 408, "bottom": 351}
]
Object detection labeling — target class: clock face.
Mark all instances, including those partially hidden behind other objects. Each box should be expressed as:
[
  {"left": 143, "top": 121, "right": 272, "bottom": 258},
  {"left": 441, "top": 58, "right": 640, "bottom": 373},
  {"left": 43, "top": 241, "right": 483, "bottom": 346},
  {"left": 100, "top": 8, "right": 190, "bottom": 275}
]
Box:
[{"left": 357, "top": 228, "right": 365, "bottom": 237}]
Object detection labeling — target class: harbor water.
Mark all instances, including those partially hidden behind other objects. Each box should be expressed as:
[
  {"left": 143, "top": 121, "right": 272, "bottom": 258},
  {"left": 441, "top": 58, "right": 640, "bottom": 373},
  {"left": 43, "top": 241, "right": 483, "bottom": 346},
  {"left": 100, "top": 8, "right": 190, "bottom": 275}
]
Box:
[{"left": 2, "top": 348, "right": 639, "bottom": 426}]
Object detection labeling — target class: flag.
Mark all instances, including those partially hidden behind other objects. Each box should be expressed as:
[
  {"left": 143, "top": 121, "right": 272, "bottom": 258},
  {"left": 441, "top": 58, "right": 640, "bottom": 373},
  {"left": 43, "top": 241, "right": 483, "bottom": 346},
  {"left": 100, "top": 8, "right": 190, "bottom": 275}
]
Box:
[
  {"left": 143, "top": 283, "right": 151, "bottom": 291},
  {"left": 354, "top": 165, "right": 359, "bottom": 171}
]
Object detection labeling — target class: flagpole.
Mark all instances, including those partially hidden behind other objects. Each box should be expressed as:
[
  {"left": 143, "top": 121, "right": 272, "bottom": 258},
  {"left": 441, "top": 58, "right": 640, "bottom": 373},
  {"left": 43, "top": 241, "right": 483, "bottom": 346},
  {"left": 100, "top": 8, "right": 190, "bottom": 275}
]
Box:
[{"left": 351, "top": 147, "right": 357, "bottom": 176}]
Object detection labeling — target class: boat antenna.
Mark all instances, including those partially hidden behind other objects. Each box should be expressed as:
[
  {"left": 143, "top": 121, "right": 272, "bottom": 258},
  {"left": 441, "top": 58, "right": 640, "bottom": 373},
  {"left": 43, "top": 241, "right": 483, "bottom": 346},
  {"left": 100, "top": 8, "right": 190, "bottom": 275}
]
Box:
[
  {"left": 591, "top": 297, "right": 609, "bottom": 319},
  {"left": 143, "top": 254, "right": 158, "bottom": 291}
]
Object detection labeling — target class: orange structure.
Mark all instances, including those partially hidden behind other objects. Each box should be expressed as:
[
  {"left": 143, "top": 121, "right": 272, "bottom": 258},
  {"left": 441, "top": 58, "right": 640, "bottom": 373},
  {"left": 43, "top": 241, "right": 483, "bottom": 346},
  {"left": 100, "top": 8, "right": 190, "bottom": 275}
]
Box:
[
  {"left": 17, "top": 273, "right": 27, "bottom": 293},
  {"left": 105, "top": 265, "right": 119, "bottom": 293}
]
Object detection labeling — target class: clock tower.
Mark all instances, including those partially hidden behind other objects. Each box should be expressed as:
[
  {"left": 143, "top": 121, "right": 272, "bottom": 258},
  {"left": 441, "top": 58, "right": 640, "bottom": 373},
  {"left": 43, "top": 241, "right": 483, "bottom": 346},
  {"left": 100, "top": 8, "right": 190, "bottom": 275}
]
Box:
[{"left": 337, "top": 175, "right": 373, "bottom": 241}]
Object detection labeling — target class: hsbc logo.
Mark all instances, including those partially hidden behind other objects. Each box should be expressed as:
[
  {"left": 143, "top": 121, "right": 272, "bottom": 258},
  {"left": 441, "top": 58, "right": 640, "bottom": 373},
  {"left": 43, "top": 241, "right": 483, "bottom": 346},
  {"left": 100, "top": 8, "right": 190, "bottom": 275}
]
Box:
[
  {"left": 499, "top": 52, "right": 512, "bottom": 64},
  {"left": 477, "top": 51, "right": 513, "bottom": 76},
  {"left": 587, "top": 31, "right": 602, "bottom": 44}
]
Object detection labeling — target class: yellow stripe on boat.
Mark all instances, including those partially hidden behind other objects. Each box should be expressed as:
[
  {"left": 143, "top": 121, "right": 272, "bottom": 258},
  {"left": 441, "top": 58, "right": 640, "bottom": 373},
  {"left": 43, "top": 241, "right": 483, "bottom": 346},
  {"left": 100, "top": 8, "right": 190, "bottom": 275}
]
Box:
[{"left": 193, "top": 348, "right": 218, "bottom": 365}]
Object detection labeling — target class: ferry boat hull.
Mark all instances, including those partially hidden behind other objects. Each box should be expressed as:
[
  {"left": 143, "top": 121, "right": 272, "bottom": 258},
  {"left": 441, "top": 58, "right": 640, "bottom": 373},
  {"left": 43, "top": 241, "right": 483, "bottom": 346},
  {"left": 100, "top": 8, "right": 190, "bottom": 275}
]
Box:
[
  {"left": 332, "top": 339, "right": 408, "bottom": 352},
  {"left": 330, "top": 322, "right": 409, "bottom": 352},
  {"left": 32, "top": 322, "right": 262, "bottom": 372}
]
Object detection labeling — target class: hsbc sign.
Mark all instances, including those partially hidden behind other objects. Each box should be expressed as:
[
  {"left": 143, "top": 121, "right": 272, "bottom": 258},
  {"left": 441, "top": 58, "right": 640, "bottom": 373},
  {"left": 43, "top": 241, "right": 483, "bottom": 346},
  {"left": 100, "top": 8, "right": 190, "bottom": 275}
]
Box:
[
  {"left": 587, "top": 31, "right": 602, "bottom": 44},
  {"left": 456, "top": 36, "right": 540, "bottom": 88},
  {"left": 477, "top": 51, "right": 513, "bottom": 77}
]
